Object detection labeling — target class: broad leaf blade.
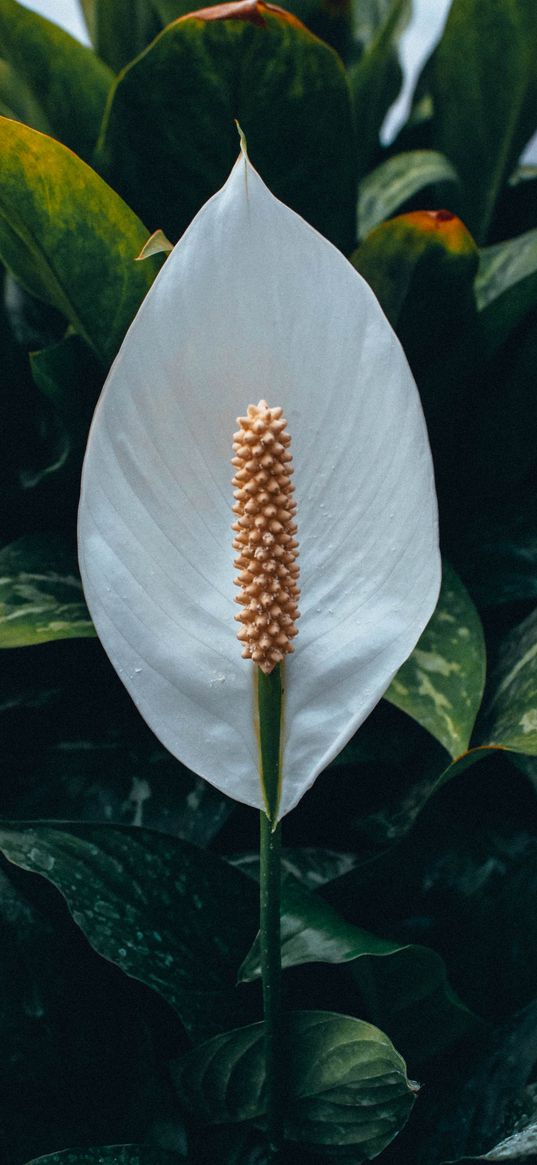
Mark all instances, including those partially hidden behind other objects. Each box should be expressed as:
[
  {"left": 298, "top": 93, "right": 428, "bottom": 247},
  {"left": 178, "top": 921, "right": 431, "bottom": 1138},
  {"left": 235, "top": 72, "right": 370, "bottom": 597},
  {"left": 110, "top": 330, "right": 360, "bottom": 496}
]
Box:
[
  {"left": 0, "top": 535, "right": 95, "bottom": 647},
  {"left": 475, "top": 228, "right": 537, "bottom": 355},
  {"left": 428, "top": 0, "right": 537, "bottom": 240},
  {"left": 385, "top": 562, "right": 486, "bottom": 758},
  {"left": 0, "top": 0, "right": 113, "bottom": 159},
  {"left": 0, "top": 822, "right": 259, "bottom": 1038},
  {"left": 174, "top": 1011, "right": 416, "bottom": 1153},
  {"left": 23, "top": 1150, "right": 183, "bottom": 1165},
  {"left": 79, "top": 0, "right": 161, "bottom": 72},
  {"left": 481, "top": 608, "right": 537, "bottom": 755},
  {"left": 358, "top": 149, "right": 459, "bottom": 239},
  {"left": 445, "top": 1117, "right": 537, "bottom": 1161},
  {"left": 97, "top": 5, "right": 356, "bottom": 252},
  {"left": 239, "top": 874, "right": 479, "bottom": 1061},
  {"left": 0, "top": 118, "right": 159, "bottom": 364},
  {"left": 349, "top": 0, "right": 411, "bottom": 179}
]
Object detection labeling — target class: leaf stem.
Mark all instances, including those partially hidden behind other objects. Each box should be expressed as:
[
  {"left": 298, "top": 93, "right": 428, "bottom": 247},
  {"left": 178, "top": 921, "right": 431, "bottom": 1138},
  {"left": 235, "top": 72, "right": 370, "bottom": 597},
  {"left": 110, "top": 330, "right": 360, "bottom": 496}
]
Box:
[{"left": 260, "top": 809, "right": 283, "bottom": 1155}]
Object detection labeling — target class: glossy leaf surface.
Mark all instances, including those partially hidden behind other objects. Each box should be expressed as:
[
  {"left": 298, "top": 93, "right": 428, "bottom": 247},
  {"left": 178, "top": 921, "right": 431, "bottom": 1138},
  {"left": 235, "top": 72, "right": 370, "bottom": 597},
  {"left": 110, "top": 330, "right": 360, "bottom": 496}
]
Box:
[
  {"left": 97, "top": 1, "right": 356, "bottom": 252},
  {"left": 0, "top": 0, "right": 112, "bottom": 159},
  {"left": 23, "top": 1151, "right": 182, "bottom": 1165},
  {"left": 79, "top": 0, "right": 161, "bottom": 72},
  {"left": 0, "top": 822, "right": 259, "bottom": 1038},
  {"left": 174, "top": 1010, "right": 416, "bottom": 1151},
  {"left": 482, "top": 609, "right": 537, "bottom": 755},
  {"left": 0, "top": 118, "right": 158, "bottom": 365},
  {"left": 78, "top": 152, "right": 440, "bottom": 818},
  {"left": 429, "top": 0, "right": 537, "bottom": 239},
  {"left": 353, "top": 207, "right": 478, "bottom": 330},
  {"left": 476, "top": 227, "right": 537, "bottom": 355},
  {"left": 386, "top": 562, "right": 486, "bottom": 758},
  {"left": 358, "top": 149, "right": 459, "bottom": 239},
  {"left": 447, "top": 1117, "right": 537, "bottom": 1161},
  {"left": 349, "top": 0, "right": 410, "bottom": 179},
  {"left": 0, "top": 535, "right": 95, "bottom": 648},
  {"left": 239, "top": 873, "right": 478, "bottom": 1060}
]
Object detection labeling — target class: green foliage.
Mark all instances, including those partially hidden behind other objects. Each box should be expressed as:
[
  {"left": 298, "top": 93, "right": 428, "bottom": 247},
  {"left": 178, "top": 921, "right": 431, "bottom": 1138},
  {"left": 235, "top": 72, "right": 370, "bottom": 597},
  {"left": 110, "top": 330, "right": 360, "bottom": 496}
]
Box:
[
  {"left": 0, "top": 0, "right": 536, "bottom": 1161},
  {"left": 426, "top": 0, "right": 537, "bottom": 241},
  {"left": 0, "top": 118, "right": 160, "bottom": 364},
  {"left": 385, "top": 562, "right": 486, "bottom": 758},
  {"left": 23, "top": 1151, "right": 183, "bottom": 1165},
  {"left": 0, "top": 0, "right": 113, "bottom": 159},
  {"left": 238, "top": 870, "right": 480, "bottom": 1061},
  {"left": 0, "top": 534, "right": 95, "bottom": 647},
  {"left": 79, "top": 0, "right": 162, "bottom": 72},
  {"left": 174, "top": 1011, "right": 416, "bottom": 1153},
  {"left": 96, "top": 6, "right": 356, "bottom": 251},
  {"left": 482, "top": 609, "right": 537, "bottom": 754},
  {"left": 357, "top": 149, "right": 460, "bottom": 239},
  {"left": 0, "top": 822, "right": 259, "bottom": 1039},
  {"left": 349, "top": 0, "right": 411, "bottom": 179}
]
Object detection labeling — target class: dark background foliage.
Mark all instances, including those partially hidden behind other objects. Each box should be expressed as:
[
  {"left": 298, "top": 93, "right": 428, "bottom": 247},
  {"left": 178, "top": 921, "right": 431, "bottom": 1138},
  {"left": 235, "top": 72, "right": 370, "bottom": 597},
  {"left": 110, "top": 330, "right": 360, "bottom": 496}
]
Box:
[{"left": 0, "top": 0, "right": 536, "bottom": 1162}]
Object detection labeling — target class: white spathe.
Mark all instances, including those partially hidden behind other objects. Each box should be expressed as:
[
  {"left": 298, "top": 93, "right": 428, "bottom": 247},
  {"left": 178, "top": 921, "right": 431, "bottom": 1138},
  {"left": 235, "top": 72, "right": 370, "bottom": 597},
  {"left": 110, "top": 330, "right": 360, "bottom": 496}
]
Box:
[{"left": 78, "top": 151, "right": 441, "bottom": 819}]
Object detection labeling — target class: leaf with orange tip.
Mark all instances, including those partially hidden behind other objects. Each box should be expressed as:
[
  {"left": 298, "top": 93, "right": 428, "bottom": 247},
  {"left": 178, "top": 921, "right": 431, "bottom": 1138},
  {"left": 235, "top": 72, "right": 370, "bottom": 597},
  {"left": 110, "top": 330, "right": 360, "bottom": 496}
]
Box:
[{"left": 96, "top": 0, "right": 356, "bottom": 252}]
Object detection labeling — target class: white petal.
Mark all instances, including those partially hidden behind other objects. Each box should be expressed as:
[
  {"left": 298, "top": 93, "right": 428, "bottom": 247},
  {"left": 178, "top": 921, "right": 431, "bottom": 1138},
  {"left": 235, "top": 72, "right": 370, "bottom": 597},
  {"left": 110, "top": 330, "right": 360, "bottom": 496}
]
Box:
[{"left": 78, "top": 154, "right": 440, "bottom": 818}]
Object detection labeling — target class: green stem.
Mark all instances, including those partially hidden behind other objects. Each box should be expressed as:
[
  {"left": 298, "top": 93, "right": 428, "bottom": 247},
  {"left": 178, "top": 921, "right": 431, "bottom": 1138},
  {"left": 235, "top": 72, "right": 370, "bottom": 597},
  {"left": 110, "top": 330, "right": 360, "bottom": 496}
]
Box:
[
  {"left": 257, "top": 664, "right": 284, "bottom": 1154},
  {"left": 260, "top": 810, "right": 283, "bottom": 1155}
]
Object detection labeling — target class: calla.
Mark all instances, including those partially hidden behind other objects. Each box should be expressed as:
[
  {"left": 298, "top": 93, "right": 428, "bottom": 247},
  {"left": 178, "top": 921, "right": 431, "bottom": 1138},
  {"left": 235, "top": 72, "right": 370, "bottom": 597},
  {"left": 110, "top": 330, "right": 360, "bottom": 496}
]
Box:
[{"left": 78, "top": 148, "right": 440, "bottom": 820}]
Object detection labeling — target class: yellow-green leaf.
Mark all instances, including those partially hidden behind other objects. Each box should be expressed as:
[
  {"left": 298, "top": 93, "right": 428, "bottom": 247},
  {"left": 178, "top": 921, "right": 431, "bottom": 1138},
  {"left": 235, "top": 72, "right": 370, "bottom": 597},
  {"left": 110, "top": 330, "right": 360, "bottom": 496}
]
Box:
[
  {"left": 0, "top": 118, "right": 160, "bottom": 364},
  {"left": 386, "top": 563, "right": 486, "bottom": 759}
]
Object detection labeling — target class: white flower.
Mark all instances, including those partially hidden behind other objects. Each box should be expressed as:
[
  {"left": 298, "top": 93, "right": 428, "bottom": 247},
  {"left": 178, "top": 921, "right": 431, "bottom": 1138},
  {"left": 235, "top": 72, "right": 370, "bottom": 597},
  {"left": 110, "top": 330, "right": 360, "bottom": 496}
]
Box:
[{"left": 78, "top": 149, "right": 440, "bottom": 820}]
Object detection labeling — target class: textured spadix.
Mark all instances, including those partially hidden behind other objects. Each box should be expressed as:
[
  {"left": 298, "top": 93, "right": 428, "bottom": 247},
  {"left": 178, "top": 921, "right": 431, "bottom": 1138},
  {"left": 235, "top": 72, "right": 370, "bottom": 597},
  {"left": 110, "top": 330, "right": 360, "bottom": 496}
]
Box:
[{"left": 78, "top": 151, "right": 440, "bottom": 819}]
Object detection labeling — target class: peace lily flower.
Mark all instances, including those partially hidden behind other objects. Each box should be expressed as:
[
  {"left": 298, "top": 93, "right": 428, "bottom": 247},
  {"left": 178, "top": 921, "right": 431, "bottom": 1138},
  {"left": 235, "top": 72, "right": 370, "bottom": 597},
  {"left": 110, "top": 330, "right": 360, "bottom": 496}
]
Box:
[{"left": 78, "top": 145, "right": 440, "bottom": 821}]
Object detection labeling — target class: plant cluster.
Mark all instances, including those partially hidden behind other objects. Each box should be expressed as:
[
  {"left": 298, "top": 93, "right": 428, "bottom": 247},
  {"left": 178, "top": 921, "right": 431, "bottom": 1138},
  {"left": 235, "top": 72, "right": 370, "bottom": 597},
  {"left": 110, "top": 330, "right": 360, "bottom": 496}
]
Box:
[{"left": 0, "top": 1, "right": 536, "bottom": 1163}]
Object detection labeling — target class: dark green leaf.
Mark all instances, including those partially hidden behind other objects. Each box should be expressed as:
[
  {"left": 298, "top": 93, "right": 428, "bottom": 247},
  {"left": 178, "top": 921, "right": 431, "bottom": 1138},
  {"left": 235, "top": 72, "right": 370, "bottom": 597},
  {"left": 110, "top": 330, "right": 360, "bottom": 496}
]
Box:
[
  {"left": 385, "top": 562, "right": 486, "bottom": 758},
  {"left": 151, "top": 0, "right": 354, "bottom": 60},
  {"left": 0, "top": 534, "right": 95, "bottom": 647},
  {"left": 457, "top": 488, "right": 537, "bottom": 608},
  {"left": 492, "top": 164, "right": 537, "bottom": 240},
  {"left": 348, "top": 0, "right": 410, "bottom": 179},
  {"left": 0, "top": 56, "right": 48, "bottom": 127},
  {"left": 97, "top": 6, "right": 356, "bottom": 252},
  {"left": 174, "top": 1010, "right": 416, "bottom": 1153},
  {"left": 79, "top": 0, "right": 161, "bottom": 72},
  {"left": 0, "top": 0, "right": 113, "bottom": 160},
  {"left": 476, "top": 228, "right": 537, "bottom": 355},
  {"left": 23, "top": 1149, "right": 183, "bottom": 1165},
  {"left": 238, "top": 874, "right": 478, "bottom": 1061},
  {"left": 446, "top": 1117, "right": 537, "bottom": 1161},
  {"left": 428, "top": 0, "right": 537, "bottom": 240},
  {"left": 481, "top": 608, "right": 537, "bottom": 755},
  {"left": 0, "top": 117, "right": 159, "bottom": 365},
  {"left": 420, "top": 1002, "right": 537, "bottom": 1163},
  {"left": 358, "top": 149, "right": 459, "bottom": 238},
  {"left": 230, "top": 847, "right": 358, "bottom": 889},
  {"left": 353, "top": 746, "right": 496, "bottom": 844},
  {"left": 463, "top": 313, "right": 537, "bottom": 497},
  {"left": 0, "top": 822, "right": 259, "bottom": 1039},
  {"left": 352, "top": 208, "right": 480, "bottom": 514},
  {"left": 29, "top": 333, "right": 104, "bottom": 479}
]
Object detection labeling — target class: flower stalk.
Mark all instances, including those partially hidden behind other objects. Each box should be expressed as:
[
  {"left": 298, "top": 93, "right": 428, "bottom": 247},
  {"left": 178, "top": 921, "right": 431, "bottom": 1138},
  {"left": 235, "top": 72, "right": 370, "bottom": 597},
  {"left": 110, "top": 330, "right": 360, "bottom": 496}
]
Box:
[
  {"left": 258, "top": 666, "right": 284, "bottom": 1152},
  {"left": 260, "top": 806, "right": 283, "bottom": 1155}
]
